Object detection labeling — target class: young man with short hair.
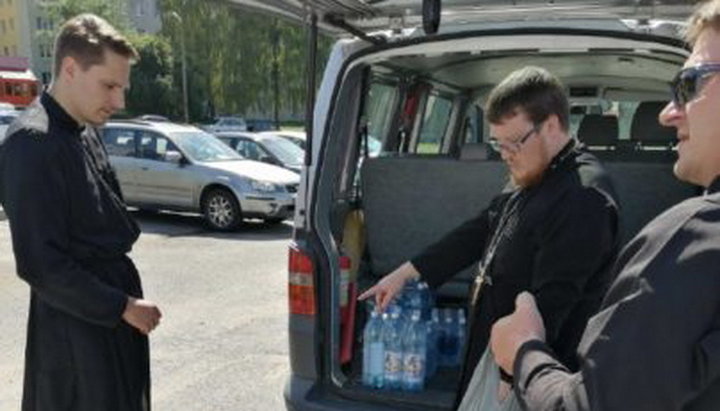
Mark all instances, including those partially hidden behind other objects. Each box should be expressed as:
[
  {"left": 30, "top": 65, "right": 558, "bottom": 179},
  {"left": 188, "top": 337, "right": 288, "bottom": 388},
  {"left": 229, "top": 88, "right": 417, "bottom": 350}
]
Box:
[
  {"left": 491, "top": 2, "right": 720, "bottom": 409},
  {"left": 0, "top": 14, "right": 161, "bottom": 410}
]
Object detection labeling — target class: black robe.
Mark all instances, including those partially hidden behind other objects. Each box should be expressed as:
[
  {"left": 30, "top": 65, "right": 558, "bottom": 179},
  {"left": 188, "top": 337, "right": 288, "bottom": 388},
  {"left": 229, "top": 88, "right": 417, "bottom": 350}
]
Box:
[
  {"left": 0, "top": 92, "right": 149, "bottom": 411},
  {"left": 411, "top": 141, "right": 619, "bottom": 406},
  {"left": 514, "top": 177, "right": 720, "bottom": 411}
]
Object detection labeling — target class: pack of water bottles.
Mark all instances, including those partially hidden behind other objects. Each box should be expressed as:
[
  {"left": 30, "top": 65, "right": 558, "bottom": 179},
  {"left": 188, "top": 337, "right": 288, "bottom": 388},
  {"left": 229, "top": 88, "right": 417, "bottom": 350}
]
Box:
[{"left": 362, "top": 280, "right": 467, "bottom": 392}]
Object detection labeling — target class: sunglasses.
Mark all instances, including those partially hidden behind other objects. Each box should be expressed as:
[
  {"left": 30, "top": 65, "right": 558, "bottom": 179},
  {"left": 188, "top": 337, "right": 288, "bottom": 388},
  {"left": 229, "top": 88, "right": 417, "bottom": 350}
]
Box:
[
  {"left": 489, "top": 126, "right": 539, "bottom": 154},
  {"left": 671, "top": 63, "right": 720, "bottom": 107}
]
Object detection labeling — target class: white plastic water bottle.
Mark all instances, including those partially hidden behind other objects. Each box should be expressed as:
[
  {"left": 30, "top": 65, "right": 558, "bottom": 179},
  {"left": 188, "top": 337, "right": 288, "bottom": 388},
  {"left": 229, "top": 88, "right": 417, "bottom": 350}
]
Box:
[
  {"left": 382, "top": 311, "right": 404, "bottom": 390},
  {"left": 362, "top": 310, "right": 385, "bottom": 388},
  {"left": 402, "top": 310, "right": 427, "bottom": 391},
  {"left": 455, "top": 308, "right": 467, "bottom": 366}
]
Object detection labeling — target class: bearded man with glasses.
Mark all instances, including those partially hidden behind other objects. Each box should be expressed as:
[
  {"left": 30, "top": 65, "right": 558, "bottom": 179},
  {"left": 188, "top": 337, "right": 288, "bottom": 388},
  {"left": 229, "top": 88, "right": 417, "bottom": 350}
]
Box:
[
  {"left": 360, "top": 66, "right": 620, "bottom": 408},
  {"left": 491, "top": 2, "right": 720, "bottom": 410}
]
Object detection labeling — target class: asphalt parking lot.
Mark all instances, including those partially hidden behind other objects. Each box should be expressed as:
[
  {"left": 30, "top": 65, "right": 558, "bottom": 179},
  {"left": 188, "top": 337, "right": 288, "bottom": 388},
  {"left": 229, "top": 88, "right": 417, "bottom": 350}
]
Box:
[{"left": 0, "top": 211, "right": 292, "bottom": 410}]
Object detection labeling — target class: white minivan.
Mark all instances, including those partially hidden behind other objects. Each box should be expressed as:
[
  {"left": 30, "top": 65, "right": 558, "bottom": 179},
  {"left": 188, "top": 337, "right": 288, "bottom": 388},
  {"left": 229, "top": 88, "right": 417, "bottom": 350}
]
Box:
[{"left": 231, "top": 1, "right": 697, "bottom": 409}]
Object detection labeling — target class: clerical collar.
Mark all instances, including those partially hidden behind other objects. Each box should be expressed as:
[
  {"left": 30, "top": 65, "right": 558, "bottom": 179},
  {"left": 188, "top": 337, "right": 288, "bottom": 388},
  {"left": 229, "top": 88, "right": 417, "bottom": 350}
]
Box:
[
  {"left": 41, "top": 91, "right": 83, "bottom": 132},
  {"left": 706, "top": 176, "right": 720, "bottom": 196}
]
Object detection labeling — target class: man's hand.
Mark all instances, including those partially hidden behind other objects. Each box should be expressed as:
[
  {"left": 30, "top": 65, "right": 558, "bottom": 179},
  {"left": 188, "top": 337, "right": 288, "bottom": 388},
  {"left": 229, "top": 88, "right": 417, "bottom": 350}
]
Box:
[
  {"left": 491, "top": 292, "right": 546, "bottom": 375},
  {"left": 122, "top": 297, "right": 162, "bottom": 335},
  {"left": 358, "top": 261, "right": 420, "bottom": 312}
]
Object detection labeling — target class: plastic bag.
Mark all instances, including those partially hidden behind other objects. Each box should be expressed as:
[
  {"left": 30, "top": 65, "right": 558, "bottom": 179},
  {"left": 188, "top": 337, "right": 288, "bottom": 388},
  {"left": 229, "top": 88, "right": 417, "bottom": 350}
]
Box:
[{"left": 457, "top": 346, "right": 522, "bottom": 411}]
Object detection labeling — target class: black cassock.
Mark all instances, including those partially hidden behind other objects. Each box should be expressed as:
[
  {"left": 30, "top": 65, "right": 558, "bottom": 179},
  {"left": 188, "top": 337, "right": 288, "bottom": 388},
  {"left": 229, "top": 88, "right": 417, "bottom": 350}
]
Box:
[
  {"left": 410, "top": 141, "right": 620, "bottom": 406},
  {"left": 0, "top": 92, "right": 149, "bottom": 411},
  {"left": 514, "top": 177, "right": 720, "bottom": 411}
]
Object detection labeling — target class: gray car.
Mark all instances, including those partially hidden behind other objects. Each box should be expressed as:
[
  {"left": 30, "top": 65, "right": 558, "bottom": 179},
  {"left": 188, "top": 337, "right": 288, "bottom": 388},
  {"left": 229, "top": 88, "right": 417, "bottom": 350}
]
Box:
[
  {"left": 216, "top": 131, "right": 304, "bottom": 174},
  {"left": 101, "top": 120, "right": 299, "bottom": 230}
]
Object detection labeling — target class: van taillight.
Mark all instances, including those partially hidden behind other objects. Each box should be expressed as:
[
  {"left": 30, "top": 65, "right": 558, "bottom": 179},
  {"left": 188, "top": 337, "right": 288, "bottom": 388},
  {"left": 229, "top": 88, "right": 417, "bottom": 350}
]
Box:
[{"left": 288, "top": 246, "right": 316, "bottom": 315}]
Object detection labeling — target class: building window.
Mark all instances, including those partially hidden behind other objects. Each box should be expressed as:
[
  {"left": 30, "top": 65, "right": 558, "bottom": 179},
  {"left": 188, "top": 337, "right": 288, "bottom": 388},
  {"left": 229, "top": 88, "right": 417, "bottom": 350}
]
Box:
[
  {"left": 1, "top": 20, "right": 6, "bottom": 35},
  {"left": 9, "top": 18, "right": 13, "bottom": 31},
  {"left": 37, "top": 17, "right": 42, "bottom": 30},
  {"left": 12, "top": 45, "right": 16, "bottom": 56},
  {"left": 3, "top": 46, "right": 8, "bottom": 56}
]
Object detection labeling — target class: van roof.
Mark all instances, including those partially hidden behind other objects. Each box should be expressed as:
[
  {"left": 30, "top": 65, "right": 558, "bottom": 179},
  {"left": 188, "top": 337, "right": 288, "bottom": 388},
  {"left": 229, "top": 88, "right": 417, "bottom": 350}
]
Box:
[{"left": 225, "top": 0, "right": 694, "bottom": 37}]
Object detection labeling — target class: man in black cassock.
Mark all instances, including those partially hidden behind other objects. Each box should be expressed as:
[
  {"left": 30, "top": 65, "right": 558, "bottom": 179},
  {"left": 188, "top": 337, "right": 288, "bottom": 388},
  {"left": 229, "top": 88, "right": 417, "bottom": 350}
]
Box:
[
  {"left": 359, "top": 66, "right": 620, "bottom": 406},
  {"left": 491, "top": 2, "right": 720, "bottom": 410},
  {"left": 0, "top": 14, "right": 161, "bottom": 411}
]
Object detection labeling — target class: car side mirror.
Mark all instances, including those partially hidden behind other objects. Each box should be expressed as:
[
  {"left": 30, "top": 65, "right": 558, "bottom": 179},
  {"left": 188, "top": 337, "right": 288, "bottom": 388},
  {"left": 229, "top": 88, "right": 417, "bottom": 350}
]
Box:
[{"left": 165, "top": 150, "right": 184, "bottom": 164}]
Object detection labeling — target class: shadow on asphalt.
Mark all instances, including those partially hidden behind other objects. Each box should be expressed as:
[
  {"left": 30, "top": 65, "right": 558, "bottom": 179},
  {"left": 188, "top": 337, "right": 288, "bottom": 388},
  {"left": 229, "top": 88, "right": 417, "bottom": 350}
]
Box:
[{"left": 130, "top": 210, "right": 293, "bottom": 241}]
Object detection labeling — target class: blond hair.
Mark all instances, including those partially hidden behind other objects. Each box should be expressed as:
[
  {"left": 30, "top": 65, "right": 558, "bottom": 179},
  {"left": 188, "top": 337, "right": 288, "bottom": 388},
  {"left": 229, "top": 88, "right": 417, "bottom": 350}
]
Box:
[{"left": 686, "top": 0, "right": 720, "bottom": 46}]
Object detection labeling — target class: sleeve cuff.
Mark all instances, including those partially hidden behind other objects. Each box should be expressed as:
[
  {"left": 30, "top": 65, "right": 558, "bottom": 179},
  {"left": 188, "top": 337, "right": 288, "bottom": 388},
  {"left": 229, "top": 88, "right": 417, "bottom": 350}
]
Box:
[{"left": 514, "top": 339, "right": 559, "bottom": 391}]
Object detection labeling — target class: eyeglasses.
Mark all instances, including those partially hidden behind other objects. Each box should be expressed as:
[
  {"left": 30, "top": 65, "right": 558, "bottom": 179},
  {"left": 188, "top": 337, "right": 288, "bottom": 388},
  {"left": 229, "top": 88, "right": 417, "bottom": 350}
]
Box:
[
  {"left": 670, "top": 63, "right": 720, "bottom": 108},
  {"left": 489, "top": 126, "right": 539, "bottom": 154}
]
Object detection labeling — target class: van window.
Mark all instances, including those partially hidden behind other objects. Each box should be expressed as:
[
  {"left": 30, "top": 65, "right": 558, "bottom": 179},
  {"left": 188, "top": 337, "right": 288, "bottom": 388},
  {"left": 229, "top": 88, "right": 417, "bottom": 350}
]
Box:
[
  {"left": 416, "top": 94, "right": 452, "bottom": 154},
  {"left": 364, "top": 82, "right": 398, "bottom": 156},
  {"left": 463, "top": 105, "right": 484, "bottom": 144}
]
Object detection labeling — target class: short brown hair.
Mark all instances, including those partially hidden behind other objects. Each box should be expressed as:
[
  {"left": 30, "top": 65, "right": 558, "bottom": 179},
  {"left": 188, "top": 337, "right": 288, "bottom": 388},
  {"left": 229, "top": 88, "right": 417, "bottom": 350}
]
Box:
[
  {"left": 53, "top": 13, "right": 138, "bottom": 78},
  {"left": 485, "top": 66, "right": 569, "bottom": 132},
  {"left": 686, "top": 0, "right": 720, "bottom": 46}
]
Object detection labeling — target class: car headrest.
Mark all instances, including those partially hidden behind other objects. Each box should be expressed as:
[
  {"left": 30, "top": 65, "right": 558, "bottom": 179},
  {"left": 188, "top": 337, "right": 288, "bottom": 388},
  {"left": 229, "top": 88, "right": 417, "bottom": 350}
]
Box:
[
  {"left": 459, "top": 143, "right": 490, "bottom": 161},
  {"left": 577, "top": 114, "right": 618, "bottom": 146},
  {"left": 630, "top": 101, "right": 676, "bottom": 146}
]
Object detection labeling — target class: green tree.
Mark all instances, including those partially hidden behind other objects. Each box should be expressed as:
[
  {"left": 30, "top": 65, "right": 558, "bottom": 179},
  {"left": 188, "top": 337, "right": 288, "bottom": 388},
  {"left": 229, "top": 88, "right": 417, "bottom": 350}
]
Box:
[
  {"left": 124, "top": 34, "right": 176, "bottom": 119},
  {"left": 47, "top": 0, "right": 132, "bottom": 31},
  {"left": 161, "top": 0, "right": 333, "bottom": 123}
]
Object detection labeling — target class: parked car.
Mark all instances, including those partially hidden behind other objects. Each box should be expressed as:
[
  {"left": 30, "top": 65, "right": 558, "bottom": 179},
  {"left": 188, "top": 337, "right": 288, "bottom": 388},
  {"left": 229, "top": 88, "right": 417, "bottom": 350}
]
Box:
[
  {"left": 201, "top": 116, "right": 247, "bottom": 133},
  {"left": 245, "top": 118, "right": 278, "bottom": 132},
  {"left": 260, "top": 130, "right": 306, "bottom": 150},
  {"left": 135, "top": 114, "right": 170, "bottom": 122},
  {"left": 101, "top": 120, "right": 299, "bottom": 230},
  {"left": 232, "top": 1, "right": 697, "bottom": 410},
  {"left": 215, "top": 131, "right": 304, "bottom": 174}
]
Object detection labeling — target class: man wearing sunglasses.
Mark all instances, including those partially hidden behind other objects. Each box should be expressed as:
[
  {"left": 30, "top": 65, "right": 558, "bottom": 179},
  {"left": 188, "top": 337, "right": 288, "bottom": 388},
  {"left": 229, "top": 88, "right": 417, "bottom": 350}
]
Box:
[
  {"left": 491, "top": 2, "right": 720, "bottom": 410},
  {"left": 360, "top": 66, "right": 620, "bottom": 407}
]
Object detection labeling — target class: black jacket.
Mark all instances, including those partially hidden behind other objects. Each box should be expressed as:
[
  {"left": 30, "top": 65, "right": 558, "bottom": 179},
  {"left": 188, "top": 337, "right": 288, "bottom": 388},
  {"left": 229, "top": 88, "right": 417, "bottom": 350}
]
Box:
[
  {"left": 514, "top": 177, "right": 720, "bottom": 411},
  {"left": 0, "top": 93, "right": 149, "bottom": 411},
  {"left": 411, "top": 141, "right": 619, "bottom": 404}
]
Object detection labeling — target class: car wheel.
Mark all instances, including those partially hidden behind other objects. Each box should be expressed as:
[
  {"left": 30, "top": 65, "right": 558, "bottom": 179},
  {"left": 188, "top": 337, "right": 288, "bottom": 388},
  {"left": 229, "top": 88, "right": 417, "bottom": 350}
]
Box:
[{"left": 202, "top": 188, "right": 242, "bottom": 231}]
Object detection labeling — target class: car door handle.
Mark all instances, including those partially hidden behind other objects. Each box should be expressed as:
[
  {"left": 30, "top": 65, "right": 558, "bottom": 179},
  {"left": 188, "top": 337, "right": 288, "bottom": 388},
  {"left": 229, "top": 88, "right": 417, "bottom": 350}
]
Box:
[{"left": 141, "top": 167, "right": 149, "bottom": 171}]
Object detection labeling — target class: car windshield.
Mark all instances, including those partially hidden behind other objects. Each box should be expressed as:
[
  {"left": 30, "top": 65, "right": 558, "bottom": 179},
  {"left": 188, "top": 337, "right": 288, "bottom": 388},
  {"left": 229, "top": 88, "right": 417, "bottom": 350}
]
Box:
[
  {"left": 170, "top": 131, "right": 243, "bottom": 162},
  {"left": 261, "top": 135, "right": 304, "bottom": 165}
]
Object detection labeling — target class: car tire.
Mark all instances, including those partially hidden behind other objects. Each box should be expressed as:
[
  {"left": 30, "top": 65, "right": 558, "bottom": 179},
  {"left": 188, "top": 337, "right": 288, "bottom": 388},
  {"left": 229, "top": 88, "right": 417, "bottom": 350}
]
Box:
[{"left": 202, "top": 188, "right": 242, "bottom": 231}]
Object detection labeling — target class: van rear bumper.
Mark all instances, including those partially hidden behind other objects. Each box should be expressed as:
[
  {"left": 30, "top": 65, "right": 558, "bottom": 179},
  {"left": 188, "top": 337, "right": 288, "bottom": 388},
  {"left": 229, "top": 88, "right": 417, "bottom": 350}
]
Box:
[{"left": 283, "top": 374, "right": 418, "bottom": 411}]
